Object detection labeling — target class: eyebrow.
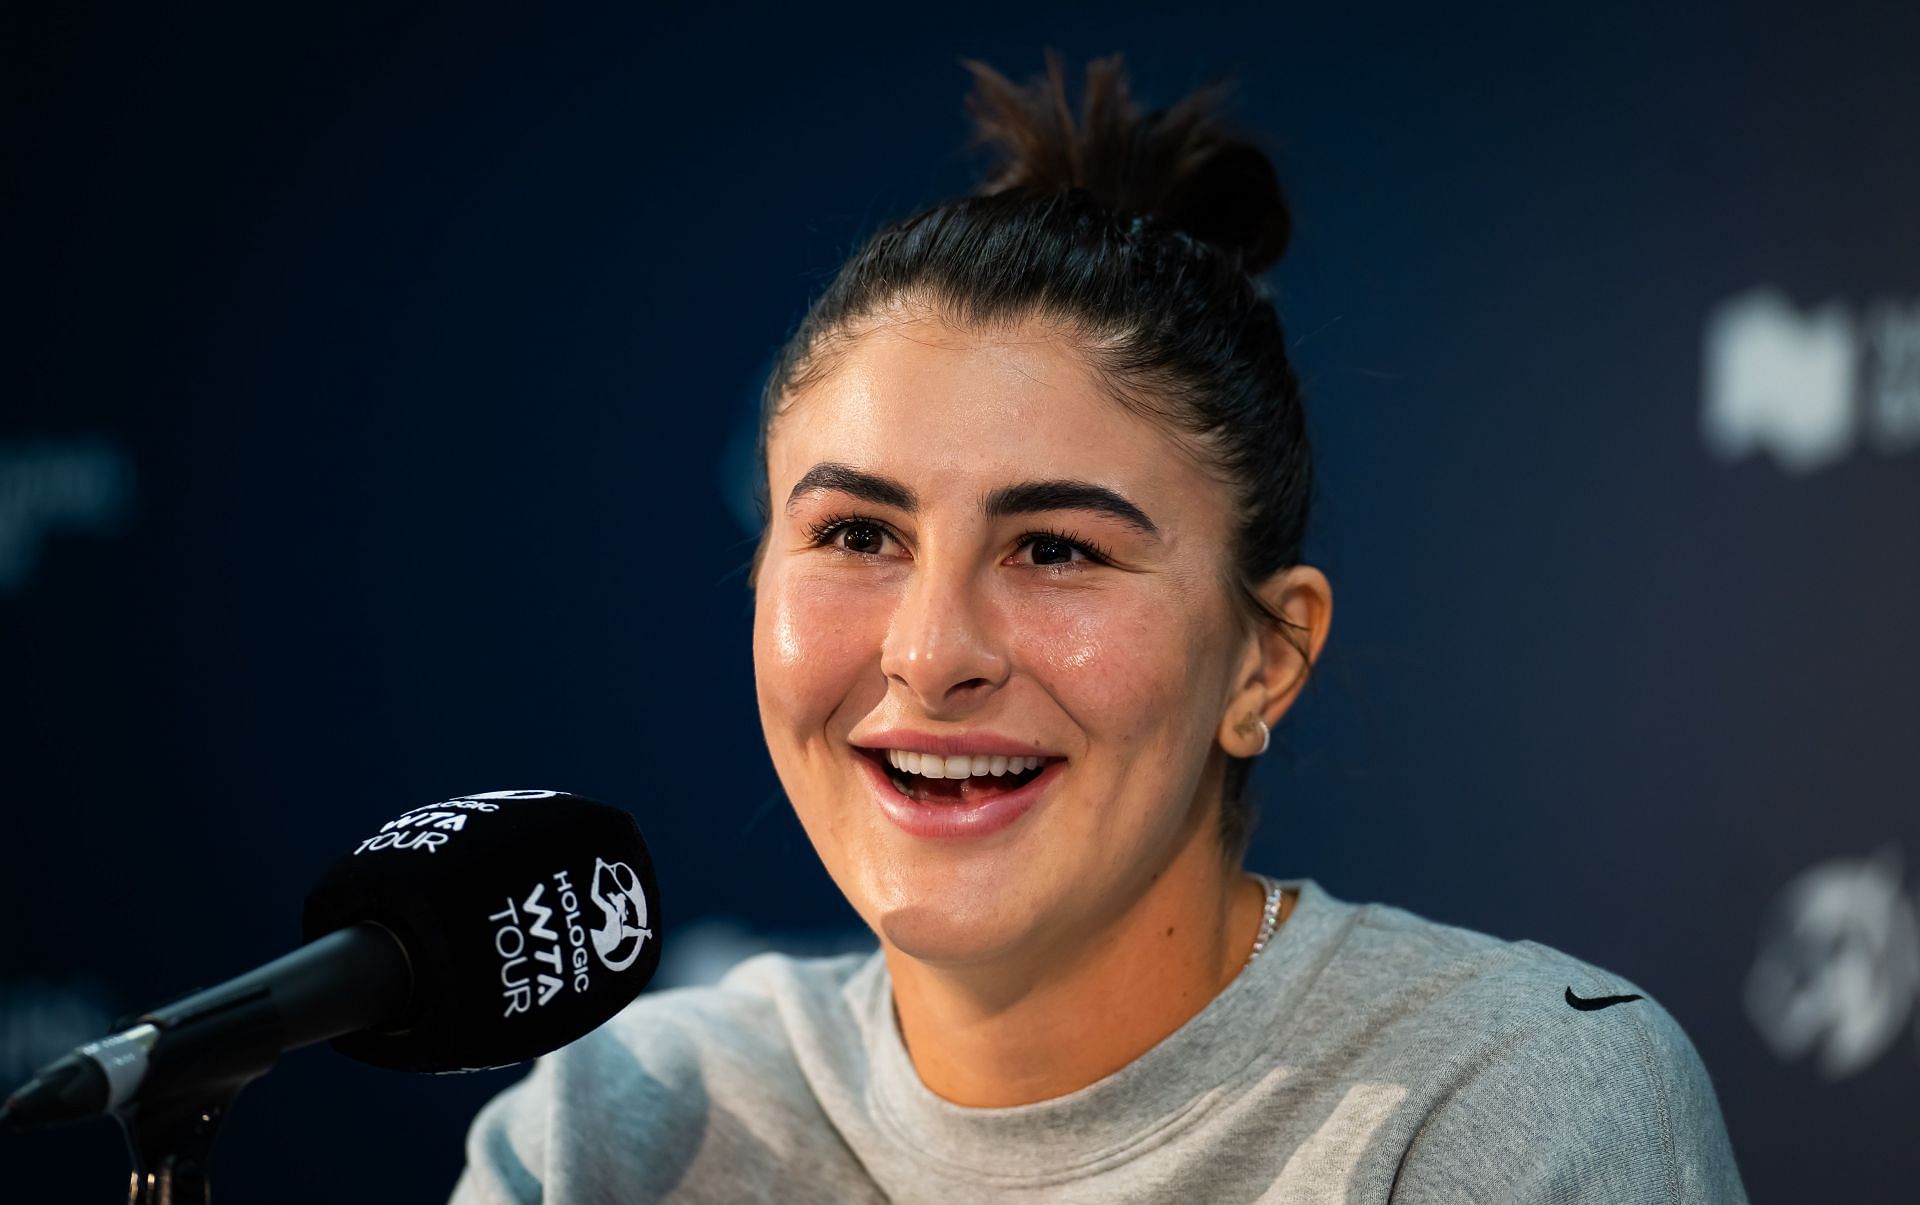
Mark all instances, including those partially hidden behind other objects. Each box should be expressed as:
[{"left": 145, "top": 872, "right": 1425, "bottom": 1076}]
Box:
[
  {"left": 785, "top": 462, "right": 1159, "bottom": 538},
  {"left": 785, "top": 463, "right": 917, "bottom": 512}
]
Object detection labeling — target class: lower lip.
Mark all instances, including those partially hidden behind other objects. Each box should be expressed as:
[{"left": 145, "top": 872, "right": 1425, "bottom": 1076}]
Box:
[{"left": 856, "top": 753, "right": 1061, "bottom": 840}]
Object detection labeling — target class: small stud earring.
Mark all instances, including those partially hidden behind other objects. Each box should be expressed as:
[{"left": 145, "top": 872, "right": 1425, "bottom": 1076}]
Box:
[{"left": 1233, "top": 711, "right": 1271, "bottom": 757}]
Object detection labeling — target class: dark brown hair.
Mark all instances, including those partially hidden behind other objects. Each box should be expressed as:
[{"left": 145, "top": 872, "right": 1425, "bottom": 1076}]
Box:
[{"left": 751, "top": 50, "right": 1316, "bottom": 863}]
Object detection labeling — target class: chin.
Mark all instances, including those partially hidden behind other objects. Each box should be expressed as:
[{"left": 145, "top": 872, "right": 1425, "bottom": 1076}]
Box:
[
  {"left": 862, "top": 867, "right": 1070, "bottom": 968},
  {"left": 875, "top": 905, "right": 1029, "bottom": 967}
]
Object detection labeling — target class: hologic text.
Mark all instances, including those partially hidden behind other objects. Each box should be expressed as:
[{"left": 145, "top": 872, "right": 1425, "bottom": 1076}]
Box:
[{"left": 488, "top": 869, "right": 593, "bottom": 1018}]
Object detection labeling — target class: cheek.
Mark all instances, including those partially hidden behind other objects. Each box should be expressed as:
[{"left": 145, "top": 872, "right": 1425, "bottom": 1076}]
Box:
[
  {"left": 753, "top": 562, "right": 891, "bottom": 734},
  {"left": 1005, "top": 583, "right": 1222, "bottom": 749}
]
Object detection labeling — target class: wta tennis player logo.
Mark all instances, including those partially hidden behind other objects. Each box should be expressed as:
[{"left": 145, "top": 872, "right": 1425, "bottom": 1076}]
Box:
[{"left": 588, "top": 857, "right": 653, "bottom": 972}]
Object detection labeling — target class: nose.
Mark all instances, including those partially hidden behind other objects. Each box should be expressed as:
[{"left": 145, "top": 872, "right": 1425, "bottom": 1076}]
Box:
[{"left": 879, "top": 553, "right": 1010, "bottom": 713}]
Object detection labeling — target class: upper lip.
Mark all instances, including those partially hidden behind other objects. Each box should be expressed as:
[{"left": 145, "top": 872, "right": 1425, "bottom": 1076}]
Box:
[{"left": 851, "top": 730, "right": 1064, "bottom": 759}]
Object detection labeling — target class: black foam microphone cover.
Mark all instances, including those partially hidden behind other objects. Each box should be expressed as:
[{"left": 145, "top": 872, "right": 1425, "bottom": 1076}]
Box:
[{"left": 302, "top": 789, "right": 661, "bottom": 1073}]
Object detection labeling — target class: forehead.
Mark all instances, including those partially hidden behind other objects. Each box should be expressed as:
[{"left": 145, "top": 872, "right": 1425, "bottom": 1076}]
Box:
[{"left": 770, "top": 315, "right": 1217, "bottom": 507}]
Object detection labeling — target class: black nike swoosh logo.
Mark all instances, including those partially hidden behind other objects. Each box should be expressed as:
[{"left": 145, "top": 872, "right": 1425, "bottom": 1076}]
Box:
[{"left": 1565, "top": 986, "right": 1644, "bottom": 1011}]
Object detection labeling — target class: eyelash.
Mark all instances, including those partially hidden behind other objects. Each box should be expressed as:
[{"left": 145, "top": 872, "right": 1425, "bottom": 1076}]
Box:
[{"left": 803, "top": 512, "right": 1114, "bottom": 568}]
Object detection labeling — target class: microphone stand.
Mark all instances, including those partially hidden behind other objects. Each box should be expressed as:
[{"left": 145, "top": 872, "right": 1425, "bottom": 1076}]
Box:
[
  {"left": 111, "top": 986, "right": 285, "bottom": 1204},
  {"left": 116, "top": 1088, "right": 240, "bottom": 1205},
  {"left": 0, "top": 926, "right": 410, "bottom": 1201}
]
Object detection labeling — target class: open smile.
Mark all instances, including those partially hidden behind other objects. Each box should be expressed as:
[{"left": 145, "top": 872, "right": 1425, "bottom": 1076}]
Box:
[
  {"left": 852, "top": 746, "right": 1065, "bottom": 839},
  {"left": 869, "top": 748, "right": 1054, "bottom": 801}
]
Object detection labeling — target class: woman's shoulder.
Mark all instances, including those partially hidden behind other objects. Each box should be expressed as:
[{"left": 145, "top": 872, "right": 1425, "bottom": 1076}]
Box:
[
  {"left": 1309, "top": 890, "right": 1710, "bottom": 1086},
  {"left": 447, "top": 948, "right": 886, "bottom": 1205},
  {"left": 1330, "top": 893, "right": 1708, "bottom": 1070},
  {"left": 1293, "top": 887, "right": 1747, "bottom": 1201}
]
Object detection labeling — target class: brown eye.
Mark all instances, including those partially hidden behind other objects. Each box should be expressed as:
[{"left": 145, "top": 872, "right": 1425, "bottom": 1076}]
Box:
[
  {"left": 1014, "top": 530, "right": 1106, "bottom": 568},
  {"left": 839, "top": 523, "right": 886, "bottom": 554},
  {"left": 1029, "top": 536, "right": 1076, "bottom": 566},
  {"left": 804, "top": 514, "right": 906, "bottom": 558}
]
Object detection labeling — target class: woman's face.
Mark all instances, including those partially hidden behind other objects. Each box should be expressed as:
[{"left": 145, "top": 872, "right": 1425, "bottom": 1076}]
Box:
[{"left": 753, "top": 310, "right": 1254, "bottom": 966}]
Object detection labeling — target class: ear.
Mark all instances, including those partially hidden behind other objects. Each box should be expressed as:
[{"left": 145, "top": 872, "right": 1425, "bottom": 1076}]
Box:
[{"left": 1216, "top": 565, "right": 1333, "bottom": 757}]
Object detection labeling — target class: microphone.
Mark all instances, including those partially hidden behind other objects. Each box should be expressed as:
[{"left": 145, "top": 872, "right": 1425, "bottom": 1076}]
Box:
[{"left": 2, "top": 789, "right": 662, "bottom": 1131}]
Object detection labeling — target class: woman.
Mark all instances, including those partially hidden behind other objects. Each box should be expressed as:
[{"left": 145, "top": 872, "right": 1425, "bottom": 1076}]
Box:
[{"left": 452, "top": 52, "right": 1748, "bottom": 1202}]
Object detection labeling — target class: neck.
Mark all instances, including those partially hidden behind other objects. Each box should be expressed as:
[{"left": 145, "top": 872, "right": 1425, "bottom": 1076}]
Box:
[{"left": 883, "top": 828, "right": 1268, "bottom": 1108}]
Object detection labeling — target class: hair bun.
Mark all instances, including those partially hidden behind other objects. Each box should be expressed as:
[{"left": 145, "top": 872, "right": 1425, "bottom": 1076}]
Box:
[{"left": 959, "top": 49, "right": 1292, "bottom": 274}]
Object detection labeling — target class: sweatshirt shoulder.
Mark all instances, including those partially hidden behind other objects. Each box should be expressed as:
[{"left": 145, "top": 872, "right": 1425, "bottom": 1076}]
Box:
[
  {"left": 1323, "top": 904, "right": 1748, "bottom": 1202},
  {"left": 1338, "top": 900, "right": 1715, "bottom": 1083},
  {"left": 1336, "top": 900, "right": 1684, "bottom": 1035},
  {"left": 1479, "top": 935, "right": 1748, "bottom": 1195}
]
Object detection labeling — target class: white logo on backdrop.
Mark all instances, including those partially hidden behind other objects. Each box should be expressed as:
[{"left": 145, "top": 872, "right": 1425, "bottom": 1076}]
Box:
[
  {"left": 1703, "top": 288, "right": 1920, "bottom": 473},
  {"left": 588, "top": 858, "right": 652, "bottom": 972},
  {"left": 1744, "top": 846, "right": 1920, "bottom": 1078},
  {"left": 0, "top": 439, "right": 133, "bottom": 593}
]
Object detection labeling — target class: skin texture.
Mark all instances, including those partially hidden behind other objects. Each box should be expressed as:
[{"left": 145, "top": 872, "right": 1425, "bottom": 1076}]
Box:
[{"left": 752, "top": 306, "right": 1332, "bottom": 1107}]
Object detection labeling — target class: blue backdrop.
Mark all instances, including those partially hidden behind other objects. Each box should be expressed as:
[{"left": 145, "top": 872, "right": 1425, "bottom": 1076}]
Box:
[{"left": 4, "top": 2, "right": 1916, "bottom": 1199}]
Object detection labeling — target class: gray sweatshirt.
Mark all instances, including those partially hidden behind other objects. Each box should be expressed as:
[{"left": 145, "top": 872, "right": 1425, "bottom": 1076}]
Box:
[{"left": 449, "top": 877, "right": 1749, "bottom": 1203}]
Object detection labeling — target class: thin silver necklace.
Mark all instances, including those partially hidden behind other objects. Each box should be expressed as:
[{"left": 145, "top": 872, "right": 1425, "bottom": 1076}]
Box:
[{"left": 1242, "top": 873, "right": 1286, "bottom": 969}]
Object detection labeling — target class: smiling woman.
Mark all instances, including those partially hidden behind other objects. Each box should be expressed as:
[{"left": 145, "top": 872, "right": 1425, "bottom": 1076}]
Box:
[
  {"left": 449, "top": 50, "right": 1749, "bottom": 1203},
  {"left": 750, "top": 306, "right": 1324, "bottom": 1105}
]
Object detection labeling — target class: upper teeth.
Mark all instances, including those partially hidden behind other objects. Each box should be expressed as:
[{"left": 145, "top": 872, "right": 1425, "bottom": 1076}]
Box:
[{"left": 884, "top": 751, "right": 1046, "bottom": 779}]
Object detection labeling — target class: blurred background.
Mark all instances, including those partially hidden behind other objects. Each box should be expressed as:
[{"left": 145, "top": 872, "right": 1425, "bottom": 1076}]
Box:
[{"left": 4, "top": 1, "right": 1916, "bottom": 1199}]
